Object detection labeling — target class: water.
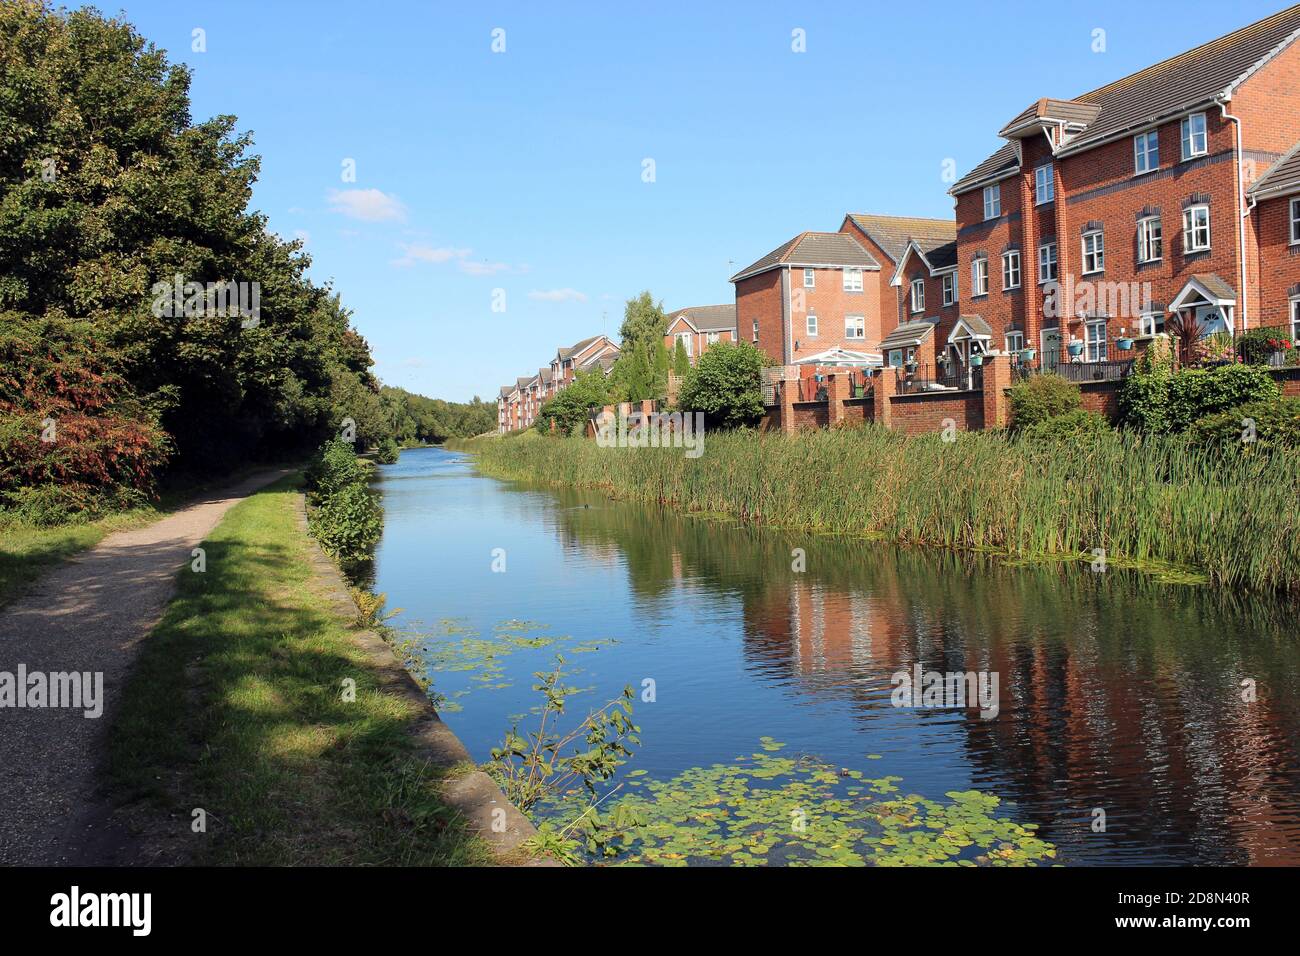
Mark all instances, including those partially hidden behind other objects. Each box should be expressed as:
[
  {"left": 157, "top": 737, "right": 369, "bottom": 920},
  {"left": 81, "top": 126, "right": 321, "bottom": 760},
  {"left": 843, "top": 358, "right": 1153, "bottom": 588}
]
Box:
[{"left": 370, "top": 446, "right": 1300, "bottom": 865}]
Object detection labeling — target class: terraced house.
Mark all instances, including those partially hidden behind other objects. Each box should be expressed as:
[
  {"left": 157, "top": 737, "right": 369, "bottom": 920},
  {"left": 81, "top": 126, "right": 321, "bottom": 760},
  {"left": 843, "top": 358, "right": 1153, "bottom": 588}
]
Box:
[
  {"left": 497, "top": 333, "right": 621, "bottom": 433},
  {"left": 946, "top": 4, "right": 1300, "bottom": 374}
]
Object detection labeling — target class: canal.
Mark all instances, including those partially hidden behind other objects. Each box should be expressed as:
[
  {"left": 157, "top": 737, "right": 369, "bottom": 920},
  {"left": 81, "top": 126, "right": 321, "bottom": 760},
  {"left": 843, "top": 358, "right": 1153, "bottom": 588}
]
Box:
[{"left": 370, "top": 445, "right": 1300, "bottom": 865}]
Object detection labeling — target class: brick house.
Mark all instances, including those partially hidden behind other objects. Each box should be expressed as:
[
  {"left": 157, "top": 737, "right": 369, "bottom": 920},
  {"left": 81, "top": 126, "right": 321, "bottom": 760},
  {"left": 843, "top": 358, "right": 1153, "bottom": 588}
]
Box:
[
  {"left": 664, "top": 304, "right": 737, "bottom": 363},
  {"left": 551, "top": 334, "right": 620, "bottom": 389},
  {"left": 1249, "top": 140, "right": 1300, "bottom": 337},
  {"left": 839, "top": 215, "right": 959, "bottom": 336},
  {"left": 946, "top": 5, "right": 1300, "bottom": 372},
  {"left": 731, "top": 232, "right": 884, "bottom": 379}
]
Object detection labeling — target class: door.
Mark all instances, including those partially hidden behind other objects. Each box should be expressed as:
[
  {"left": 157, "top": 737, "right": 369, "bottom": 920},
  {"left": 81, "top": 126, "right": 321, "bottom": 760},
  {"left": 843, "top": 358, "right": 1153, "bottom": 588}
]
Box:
[{"left": 1041, "top": 329, "right": 1061, "bottom": 371}]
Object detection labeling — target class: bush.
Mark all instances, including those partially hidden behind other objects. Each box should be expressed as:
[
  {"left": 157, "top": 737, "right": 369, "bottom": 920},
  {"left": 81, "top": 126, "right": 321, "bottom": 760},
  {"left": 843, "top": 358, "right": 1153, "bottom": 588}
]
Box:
[
  {"left": 304, "top": 439, "right": 366, "bottom": 501},
  {"left": 1120, "top": 363, "right": 1280, "bottom": 433},
  {"left": 0, "top": 483, "right": 150, "bottom": 527},
  {"left": 310, "top": 482, "right": 382, "bottom": 564},
  {"left": 1018, "top": 409, "right": 1111, "bottom": 444},
  {"left": 1008, "top": 374, "right": 1081, "bottom": 431},
  {"left": 677, "top": 341, "right": 767, "bottom": 429},
  {"left": 536, "top": 370, "right": 613, "bottom": 436},
  {"left": 1191, "top": 397, "right": 1300, "bottom": 450},
  {"left": 374, "top": 438, "right": 401, "bottom": 464},
  {"left": 1235, "top": 327, "right": 1291, "bottom": 365}
]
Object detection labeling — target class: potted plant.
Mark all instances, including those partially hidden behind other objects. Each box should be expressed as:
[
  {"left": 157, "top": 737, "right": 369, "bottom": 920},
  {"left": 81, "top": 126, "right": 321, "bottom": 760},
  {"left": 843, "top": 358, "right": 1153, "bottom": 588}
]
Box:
[
  {"left": 1067, "top": 338, "right": 1085, "bottom": 357},
  {"left": 969, "top": 352, "right": 984, "bottom": 367},
  {"left": 1019, "top": 347, "right": 1037, "bottom": 363},
  {"left": 1116, "top": 328, "right": 1134, "bottom": 351}
]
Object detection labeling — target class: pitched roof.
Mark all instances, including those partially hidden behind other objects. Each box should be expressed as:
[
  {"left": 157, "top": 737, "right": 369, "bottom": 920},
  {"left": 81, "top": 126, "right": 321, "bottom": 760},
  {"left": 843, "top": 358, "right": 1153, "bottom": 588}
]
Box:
[
  {"left": 952, "top": 5, "right": 1300, "bottom": 193},
  {"left": 879, "top": 321, "right": 936, "bottom": 351},
  {"left": 539, "top": 367, "right": 553, "bottom": 383},
  {"left": 1249, "top": 139, "right": 1300, "bottom": 200},
  {"left": 998, "top": 98, "right": 1101, "bottom": 138},
  {"left": 558, "top": 334, "right": 603, "bottom": 360},
  {"left": 844, "top": 214, "right": 958, "bottom": 263},
  {"left": 498, "top": 385, "right": 513, "bottom": 399},
  {"left": 666, "top": 304, "right": 736, "bottom": 332},
  {"left": 730, "top": 232, "right": 881, "bottom": 282}
]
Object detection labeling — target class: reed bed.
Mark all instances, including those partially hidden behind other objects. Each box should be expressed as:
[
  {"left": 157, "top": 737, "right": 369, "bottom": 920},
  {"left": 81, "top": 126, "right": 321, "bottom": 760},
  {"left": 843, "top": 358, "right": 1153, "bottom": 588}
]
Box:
[{"left": 458, "top": 427, "right": 1300, "bottom": 595}]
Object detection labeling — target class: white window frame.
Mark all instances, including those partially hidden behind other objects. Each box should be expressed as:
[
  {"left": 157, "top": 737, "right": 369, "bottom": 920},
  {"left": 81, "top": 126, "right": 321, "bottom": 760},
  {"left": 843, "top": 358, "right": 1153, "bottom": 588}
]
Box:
[
  {"left": 803, "top": 268, "right": 815, "bottom": 289},
  {"left": 806, "top": 313, "right": 818, "bottom": 337},
  {"left": 707, "top": 331, "right": 720, "bottom": 345},
  {"left": 1292, "top": 296, "right": 1300, "bottom": 342},
  {"left": 888, "top": 348, "right": 904, "bottom": 368},
  {"left": 842, "top": 267, "right": 863, "bottom": 292},
  {"left": 675, "top": 331, "right": 692, "bottom": 356},
  {"left": 1005, "top": 331, "right": 1025, "bottom": 354},
  {"left": 1183, "top": 205, "right": 1211, "bottom": 253},
  {"left": 1035, "top": 164, "right": 1054, "bottom": 205},
  {"left": 1137, "top": 215, "right": 1163, "bottom": 263},
  {"left": 752, "top": 320, "right": 759, "bottom": 342},
  {"left": 1085, "top": 320, "right": 1107, "bottom": 362},
  {"left": 1002, "top": 250, "right": 1021, "bottom": 290},
  {"left": 1181, "top": 112, "right": 1207, "bottom": 161},
  {"left": 983, "top": 184, "right": 1001, "bottom": 220},
  {"left": 845, "top": 314, "right": 865, "bottom": 340},
  {"left": 1290, "top": 198, "right": 1300, "bottom": 246},
  {"left": 1139, "top": 312, "right": 1164, "bottom": 337},
  {"left": 1082, "top": 230, "right": 1105, "bottom": 275},
  {"left": 971, "top": 257, "right": 989, "bottom": 297},
  {"left": 942, "top": 272, "right": 957, "bottom": 306},
  {"left": 1038, "top": 242, "right": 1057, "bottom": 284},
  {"left": 910, "top": 278, "right": 925, "bottom": 313},
  {"left": 1134, "top": 131, "right": 1160, "bottom": 175}
]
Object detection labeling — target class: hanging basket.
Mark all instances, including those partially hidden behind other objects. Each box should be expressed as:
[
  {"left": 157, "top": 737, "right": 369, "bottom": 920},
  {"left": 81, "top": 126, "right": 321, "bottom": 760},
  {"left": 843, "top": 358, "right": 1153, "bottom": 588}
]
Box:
[
  {"left": 1117, "top": 338, "right": 1134, "bottom": 351},
  {"left": 969, "top": 353, "right": 984, "bottom": 367},
  {"left": 1067, "top": 340, "right": 1085, "bottom": 357}
]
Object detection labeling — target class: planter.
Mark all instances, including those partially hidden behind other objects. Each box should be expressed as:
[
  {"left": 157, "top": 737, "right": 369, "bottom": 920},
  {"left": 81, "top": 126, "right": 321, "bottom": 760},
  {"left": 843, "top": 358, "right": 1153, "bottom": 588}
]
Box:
[
  {"left": 1019, "top": 348, "right": 1037, "bottom": 363},
  {"left": 1269, "top": 350, "right": 1287, "bottom": 368},
  {"left": 969, "top": 354, "right": 984, "bottom": 367},
  {"left": 1117, "top": 338, "right": 1134, "bottom": 351},
  {"left": 1067, "top": 340, "right": 1085, "bottom": 357}
]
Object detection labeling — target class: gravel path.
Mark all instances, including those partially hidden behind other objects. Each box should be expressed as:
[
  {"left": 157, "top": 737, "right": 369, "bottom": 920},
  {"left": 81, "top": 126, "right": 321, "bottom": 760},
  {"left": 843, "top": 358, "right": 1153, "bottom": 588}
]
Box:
[{"left": 0, "top": 469, "right": 290, "bottom": 865}]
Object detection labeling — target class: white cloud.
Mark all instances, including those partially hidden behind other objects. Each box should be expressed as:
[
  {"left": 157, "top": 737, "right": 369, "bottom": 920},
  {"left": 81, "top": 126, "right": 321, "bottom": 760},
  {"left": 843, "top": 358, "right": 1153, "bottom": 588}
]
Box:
[
  {"left": 459, "top": 259, "right": 511, "bottom": 276},
  {"left": 528, "top": 288, "right": 588, "bottom": 303},
  {"left": 326, "top": 188, "right": 407, "bottom": 222},
  {"left": 391, "top": 243, "right": 472, "bottom": 267}
]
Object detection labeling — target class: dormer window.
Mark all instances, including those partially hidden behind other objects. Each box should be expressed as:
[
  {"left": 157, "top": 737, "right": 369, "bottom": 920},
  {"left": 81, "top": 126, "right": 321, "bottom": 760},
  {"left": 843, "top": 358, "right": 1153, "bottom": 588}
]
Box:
[{"left": 910, "top": 279, "right": 925, "bottom": 314}]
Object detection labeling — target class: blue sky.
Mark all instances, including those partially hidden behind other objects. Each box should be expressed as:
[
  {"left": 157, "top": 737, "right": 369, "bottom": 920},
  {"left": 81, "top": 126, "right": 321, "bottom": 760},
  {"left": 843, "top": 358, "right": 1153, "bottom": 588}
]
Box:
[{"left": 116, "top": 0, "right": 1287, "bottom": 401}]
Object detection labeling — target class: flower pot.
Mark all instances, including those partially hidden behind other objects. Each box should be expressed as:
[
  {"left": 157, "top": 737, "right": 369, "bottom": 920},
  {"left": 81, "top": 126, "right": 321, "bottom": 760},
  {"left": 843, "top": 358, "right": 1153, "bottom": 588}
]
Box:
[
  {"left": 1117, "top": 338, "right": 1134, "bottom": 351},
  {"left": 1067, "top": 340, "right": 1085, "bottom": 357},
  {"left": 1019, "top": 348, "right": 1037, "bottom": 363},
  {"left": 969, "top": 354, "right": 984, "bottom": 367}
]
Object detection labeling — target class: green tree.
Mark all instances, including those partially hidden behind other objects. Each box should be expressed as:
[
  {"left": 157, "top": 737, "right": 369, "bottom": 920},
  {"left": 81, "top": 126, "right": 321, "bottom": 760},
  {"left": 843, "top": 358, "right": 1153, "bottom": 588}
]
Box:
[
  {"left": 677, "top": 341, "right": 768, "bottom": 429},
  {"left": 610, "top": 291, "right": 668, "bottom": 401},
  {"left": 536, "top": 369, "right": 613, "bottom": 435},
  {"left": 672, "top": 339, "right": 691, "bottom": 378}
]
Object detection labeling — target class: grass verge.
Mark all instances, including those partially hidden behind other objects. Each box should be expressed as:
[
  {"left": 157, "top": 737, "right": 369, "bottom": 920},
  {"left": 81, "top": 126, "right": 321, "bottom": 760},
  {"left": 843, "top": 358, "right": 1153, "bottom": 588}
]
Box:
[
  {"left": 462, "top": 425, "right": 1300, "bottom": 595},
  {"left": 107, "top": 475, "right": 493, "bottom": 865}
]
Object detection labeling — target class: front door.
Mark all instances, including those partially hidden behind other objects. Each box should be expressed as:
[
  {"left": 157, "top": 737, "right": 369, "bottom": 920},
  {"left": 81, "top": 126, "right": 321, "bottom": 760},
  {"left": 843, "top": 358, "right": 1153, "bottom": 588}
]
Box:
[{"left": 1041, "top": 328, "right": 1061, "bottom": 371}]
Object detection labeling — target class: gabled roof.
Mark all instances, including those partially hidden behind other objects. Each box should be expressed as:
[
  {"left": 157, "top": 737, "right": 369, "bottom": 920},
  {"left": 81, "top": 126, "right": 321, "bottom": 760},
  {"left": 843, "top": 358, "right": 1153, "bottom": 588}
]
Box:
[
  {"left": 730, "top": 232, "right": 881, "bottom": 282},
  {"left": 539, "top": 367, "right": 553, "bottom": 383},
  {"left": 577, "top": 341, "right": 620, "bottom": 368},
  {"left": 1249, "top": 139, "right": 1300, "bottom": 200},
  {"left": 842, "top": 214, "right": 957, "bottom": 263},
  {"left": 498, "top": 385, "right": 513, "bottom": 399},
  {"left": 666, "top": 304, "right": 736, "bottom": 333},
  {"left": 998, "top": 98, "right": 1101, "bottom": 138},
  {"left": 952, "top": 315, "right": 994, "bottom": 339},
  {"left": 952, "top": 5, "right": 1300, "bottom": 194},
  {"left": 1170, "top": 274, "right": 1237, "bottom": 310},
  {"left": 558, "top": 334, "right": 602, "bottom": 361},
  {"left": 890, "top": 238, "right": 960, "bottom": 286}
]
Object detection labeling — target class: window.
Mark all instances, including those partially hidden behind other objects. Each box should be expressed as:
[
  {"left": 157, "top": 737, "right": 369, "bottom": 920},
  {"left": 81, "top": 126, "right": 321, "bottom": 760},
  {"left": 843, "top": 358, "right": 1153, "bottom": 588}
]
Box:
[
  {"left": 1006, "top": 331, "right": 1025, "bottom": 354},
  {"left": 1082, "top": 231, "right": 1104, "bottom": 275},
  {"left": 1134, "top": 131, "right": 1160, "bottom": 174},
  {"left": 675, "top": 331, "right": 692, "bottom": 356},
  {"left": 1035, "top": 164, "right": 1054, "bottom": 205},
  {"left": 752, "top": 320, "right": 759, "bottom": 342},
  {"left": 1183, "top": 205, "right": 1211, "bottom": 253},
  {"left": 707, "top": 331, "right": 720, "bottom": 345},
  {"left": 845, "top": 314, "right": 865, "bottom": 339},
  {"left": 806, "top": 313, "right": 818, "bottom": 336},
  {"left": 1137, "top": 215, "right": 1163, "bottom": 263},
  {"left": 803, "top": 268, "right": 815, "bottom": 288},
  {"left": 910, "top": 278, "right": 925, "bottom": 313},
  {"left": 1038, "top": 242, "right": 1058, "bottom": 283},
  {"left": 843, "top": 267, "right": 863, "bottom": 292},
  {"left": 1086, "top": 321, "right": 1107, "bottom": 362},
  {"left": 1002, "top": 250, "right": 1021, "bottom": 290},
  {"left": 1139, "top": 312, "right": 1164, "bottom": 337},
  {"left": 942, "top": 272, "right": 957, "bottom": 306},
  {"left": 1290, "top": 198, "right": 1300, "bottom": 245},
  {"left": 971, "top": 257, "right": 989, "bottom": 297},
  {"left": 1181, "top": 112, "right": 1207, "bottom": 160},
  {"left": 983, "top": 184, "right": 1001, "bottom": 220},
  {"left": 1292, "top": 296, "right": 1300, "bottom": 341},
  {"left": 888, "top": 349, "right": 904, "bottom": 368}
]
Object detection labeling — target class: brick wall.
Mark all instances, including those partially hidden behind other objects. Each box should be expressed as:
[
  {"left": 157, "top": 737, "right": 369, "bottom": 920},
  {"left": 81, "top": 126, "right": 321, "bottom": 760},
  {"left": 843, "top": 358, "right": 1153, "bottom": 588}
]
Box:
[
  {"left": 788, "top": 265, "right": 882, "bottom": 361},
  {"left": 887, "top": 391, "right": 983, "bottom": 436},
  {"left": 1078, "top": 380, "right": 1123, "bottom": 421},
  {"left": 1254, "top": 194, "right": 1300, "bottom": 329},
  {"left": 736, "top": 269, "right": 785, "bottom": 363}
]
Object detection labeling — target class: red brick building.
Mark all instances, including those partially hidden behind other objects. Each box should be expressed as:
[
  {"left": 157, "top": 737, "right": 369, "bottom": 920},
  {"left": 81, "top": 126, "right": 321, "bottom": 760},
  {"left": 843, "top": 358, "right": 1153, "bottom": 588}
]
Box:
[
  {"left": 839, "top": 214, "right": 958, "bottom": 337},
  {"left": 730, "top": 231, "right": 884, "bottom": 373},
  {"left": 664, "top": 304, "right": 737, "bottom": 363},
  {"left": 1249, "top": 140, "right": 1300, "bottom": 336},
  {"left": 947, "top": 5, "right": 1300, "bottom": 371}
]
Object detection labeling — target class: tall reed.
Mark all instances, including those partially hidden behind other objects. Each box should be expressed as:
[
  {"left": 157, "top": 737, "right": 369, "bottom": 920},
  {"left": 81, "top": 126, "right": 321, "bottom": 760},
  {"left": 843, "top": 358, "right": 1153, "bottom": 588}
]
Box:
[{"left": 461, "top": 427, "right": 1300, "bottom": 594}]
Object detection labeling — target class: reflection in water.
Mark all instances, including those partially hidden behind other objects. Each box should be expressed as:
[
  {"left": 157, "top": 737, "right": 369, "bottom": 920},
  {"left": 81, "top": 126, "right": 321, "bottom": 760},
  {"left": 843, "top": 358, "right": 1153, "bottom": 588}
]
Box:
[{"left": 373, "top": 447, "right": 1300, "bottom": 865}]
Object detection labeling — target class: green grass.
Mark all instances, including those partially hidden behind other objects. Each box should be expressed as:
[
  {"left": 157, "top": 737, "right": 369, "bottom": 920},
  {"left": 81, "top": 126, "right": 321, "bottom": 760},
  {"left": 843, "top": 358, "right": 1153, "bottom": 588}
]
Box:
[
  {"left": 108, "top": 476, "right": 493, "bottom": 866},
  {"left": 464, "top": 425, "right": 1300, "bottom": 595}
]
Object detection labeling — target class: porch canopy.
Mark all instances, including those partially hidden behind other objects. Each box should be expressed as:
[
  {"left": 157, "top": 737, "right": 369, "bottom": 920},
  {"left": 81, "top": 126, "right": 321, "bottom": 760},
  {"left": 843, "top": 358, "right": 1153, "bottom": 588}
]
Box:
[
  {"left": 879, "top": 321, "right": 934, "bottom": 354},
  {"left": 1168, "top": 274, "right": 1236, "bottom": 335},
  {"left": 947, "top": 315, "right": 993, "bottom": 363}
]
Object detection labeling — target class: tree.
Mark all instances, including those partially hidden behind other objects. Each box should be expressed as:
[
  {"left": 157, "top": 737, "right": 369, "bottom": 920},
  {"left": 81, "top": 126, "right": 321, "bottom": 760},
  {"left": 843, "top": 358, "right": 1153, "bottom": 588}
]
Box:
[
  {"left": 610, "top": 291, "right": 668, "bottom": 401},
  {"left": 672, "top": 339, "right": 691, "bottom": 378},
  {"left": 536, "top": 370, "right": 613, "bottom": 435},
  {"left": 677, "top": 341, "right": 768, "bottom": 429}
]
